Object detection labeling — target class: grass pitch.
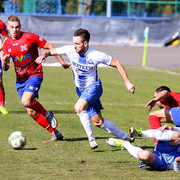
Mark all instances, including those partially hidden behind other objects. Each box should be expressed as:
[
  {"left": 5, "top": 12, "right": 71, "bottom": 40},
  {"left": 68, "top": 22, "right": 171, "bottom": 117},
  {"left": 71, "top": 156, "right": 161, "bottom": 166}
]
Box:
[{"left": 0, "top": 65, "right": 180, "bottom": 180}]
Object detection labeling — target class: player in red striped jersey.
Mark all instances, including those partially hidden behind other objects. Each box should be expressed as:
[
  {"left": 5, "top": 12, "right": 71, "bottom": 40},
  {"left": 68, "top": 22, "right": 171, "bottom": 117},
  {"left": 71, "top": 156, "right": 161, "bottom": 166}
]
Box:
[
  {"left": 146, "top": 86, "right": 180, "bottom": 146},
  {"left": 2, "top": 15, "right": 64, "bottom": 142},
  {"left": 0, "top": 20, "right": 9, "bottom": 115}
]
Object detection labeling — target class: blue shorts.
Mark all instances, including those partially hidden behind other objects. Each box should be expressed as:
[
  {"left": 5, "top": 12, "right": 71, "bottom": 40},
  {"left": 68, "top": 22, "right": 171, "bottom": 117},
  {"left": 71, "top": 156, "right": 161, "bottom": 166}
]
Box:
[
  {"left": 170, "top": 107, "right": 180, "bottom": 127},
  {"left": 16, "top": 76, "right": 43, "bottom": 100},
  {"left": 76, "top": 79, "right": 103, "bottom": 117},
  {"left": 0, "top": 58, "right": 3, "bottom": 76},
  {"left": 139, "top": 141, "right": 179, "bottom": 170}
]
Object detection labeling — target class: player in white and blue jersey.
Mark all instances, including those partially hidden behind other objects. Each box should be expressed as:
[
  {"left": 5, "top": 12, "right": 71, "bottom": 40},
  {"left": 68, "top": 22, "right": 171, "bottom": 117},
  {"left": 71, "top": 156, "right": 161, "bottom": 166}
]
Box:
[
  {"left": 106, "top": 125, "right": 180, "bottom": 171},
  {"left": 36, "top": 28, "right": 135, "bottom": 149}
]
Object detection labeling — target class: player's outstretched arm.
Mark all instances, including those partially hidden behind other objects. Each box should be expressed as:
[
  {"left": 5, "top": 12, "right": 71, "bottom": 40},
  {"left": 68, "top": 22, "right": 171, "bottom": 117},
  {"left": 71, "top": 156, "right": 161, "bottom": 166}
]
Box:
[
  {"left": 110, "top": 58, "right": 135, "bottom": 94},
  {"left": 145, "top": 90, "right": 169, "bottom": 111},
  {"left": 42, "top": 42, "right": 71, "bottom": 69}
]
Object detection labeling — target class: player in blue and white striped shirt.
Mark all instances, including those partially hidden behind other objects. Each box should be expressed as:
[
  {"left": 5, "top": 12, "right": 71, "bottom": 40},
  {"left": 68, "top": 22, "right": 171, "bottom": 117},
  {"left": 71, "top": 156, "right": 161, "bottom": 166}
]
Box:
[{"left": 36, "top": 28, "right": 135, "bottom": 149}]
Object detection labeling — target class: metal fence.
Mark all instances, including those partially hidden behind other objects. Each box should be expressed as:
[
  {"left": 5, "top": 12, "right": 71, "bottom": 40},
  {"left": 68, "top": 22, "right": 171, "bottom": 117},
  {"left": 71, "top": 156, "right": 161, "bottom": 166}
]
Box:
[{"left": 1, "top": 0, "right": 180, "bottom": 18}]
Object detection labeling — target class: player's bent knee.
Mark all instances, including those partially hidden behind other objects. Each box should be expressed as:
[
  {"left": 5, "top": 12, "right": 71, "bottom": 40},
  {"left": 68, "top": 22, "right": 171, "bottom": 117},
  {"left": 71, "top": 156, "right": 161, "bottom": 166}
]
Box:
[
  {"left": 74, "top": 104, "right": 83, "bottom": 114},
  {"left": 21, "top": 99, "right": 32, "bottom": 108},
  {"left": 137, "top": 151, "right": 151, "bottom": 161}
]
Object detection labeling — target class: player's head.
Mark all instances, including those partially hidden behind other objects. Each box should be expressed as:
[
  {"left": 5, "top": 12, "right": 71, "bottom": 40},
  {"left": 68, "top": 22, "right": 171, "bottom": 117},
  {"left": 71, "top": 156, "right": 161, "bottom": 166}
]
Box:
[
  {"left": 8, "top": 15, "right": 21, "bottom": 40},
  {"left": 154, "top": 86, "right": 171, "bottom": 107},
  {"left": 155, "top": 86, "right": 171, "bottom": 94},
  {"left": 73, "top": 28, "right": 90, "bottom": 54}
]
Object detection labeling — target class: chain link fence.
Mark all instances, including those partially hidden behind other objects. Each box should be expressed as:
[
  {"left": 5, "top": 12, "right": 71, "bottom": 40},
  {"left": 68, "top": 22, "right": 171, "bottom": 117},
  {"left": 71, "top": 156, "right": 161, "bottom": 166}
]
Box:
[{"left": 1, "top": 0, "right": 180, "bottom": 18}]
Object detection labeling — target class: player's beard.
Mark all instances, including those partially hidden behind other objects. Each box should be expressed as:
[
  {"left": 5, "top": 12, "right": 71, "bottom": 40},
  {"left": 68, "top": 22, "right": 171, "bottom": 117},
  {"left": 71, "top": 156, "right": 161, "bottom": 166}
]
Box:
[{"left": 76, "top": 47, "right": 86, "bottom": 55}]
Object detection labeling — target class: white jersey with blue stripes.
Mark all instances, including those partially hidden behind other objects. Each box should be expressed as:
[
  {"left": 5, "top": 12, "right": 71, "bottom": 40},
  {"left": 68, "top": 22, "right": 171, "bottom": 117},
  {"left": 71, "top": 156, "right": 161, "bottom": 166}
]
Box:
[{"left": 56, "top": 45, "right": 112, "bottom": 91}]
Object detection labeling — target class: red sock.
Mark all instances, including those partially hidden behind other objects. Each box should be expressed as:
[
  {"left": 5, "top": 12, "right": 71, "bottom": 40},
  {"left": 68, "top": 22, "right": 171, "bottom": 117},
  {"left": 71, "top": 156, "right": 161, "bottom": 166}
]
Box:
[
  {"left": 149, "top": 115, "right": 161, "bottom": 146},
  {"left": 33, "top": 113, "right": 54, "bottom": 133},
  {"left": 0, "top": 87, "right": 5, "bottom": 107},
  {"left": 32, "top": 100, "right": 48, "bottom": 117}
]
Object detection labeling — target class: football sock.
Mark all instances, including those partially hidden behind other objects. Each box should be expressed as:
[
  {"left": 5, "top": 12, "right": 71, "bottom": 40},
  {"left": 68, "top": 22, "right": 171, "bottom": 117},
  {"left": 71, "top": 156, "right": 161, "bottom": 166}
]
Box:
[
  {"left": 78, "top": 111, "right": 95, "bottom": 142},
  {"left": 174, "top": 161, "right": 180, "bottom": 171},
  {"left": 32, "top": 100, "right": 49, "bottom": 117},
  {"left": 149, "top": 115, "right": 161, "bottom": 145},
  {"left": 172, "top": 127, "right": 180, "bottom": 132},
  {"left": 100, "top": 119, "right": 130, "bottom": 140},
  {"left": 0, "top": 87, "right": 5, "bottom": 107},
  {"left": 123, "top": 142, "right": 142, "bottom": 160},
  {"left": 141, "top": 129, "right": 173, "bottom": 141},
  {"left": 33, "top": 113, "right": 54, "bottom": 133}
]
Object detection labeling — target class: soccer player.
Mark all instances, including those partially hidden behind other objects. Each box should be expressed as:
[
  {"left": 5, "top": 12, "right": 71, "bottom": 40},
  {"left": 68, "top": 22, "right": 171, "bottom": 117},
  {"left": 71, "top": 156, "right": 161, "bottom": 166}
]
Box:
[
  {"left": 146, "top": 86, "right": 180, "bottom": 145},
  {"left": 36, "top": 28, "right": 135, "bottom": 149},
  {"left": 0, "top": 20, "right": 9, "bottom": 115},
  {"left": 107, "top": 125, "right": 180, "bottom": 171},
  {"left": 2, "top": 15, "right": 64, "bottom": 142}
]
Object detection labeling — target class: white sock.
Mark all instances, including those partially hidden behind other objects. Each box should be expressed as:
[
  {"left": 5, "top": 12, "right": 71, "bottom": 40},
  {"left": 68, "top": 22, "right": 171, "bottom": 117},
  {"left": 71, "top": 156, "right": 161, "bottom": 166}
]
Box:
[
  {"left": 172, "top": 127, "right": 180, "bottom": 132},
  {"left": 100, "top": 119, "right": 129, "bottom": 140},
  {"left": 78, "top": 111, "right": 95, "bottom": 142},
  {"left": 141, "top": 129, "right": 173, "bottom": 141},
  {"left": 123, "top": 142, "right": 142, "bottom": 160},
  {"left": 173, "top": 161, "right": 180, "bottom": 171}
]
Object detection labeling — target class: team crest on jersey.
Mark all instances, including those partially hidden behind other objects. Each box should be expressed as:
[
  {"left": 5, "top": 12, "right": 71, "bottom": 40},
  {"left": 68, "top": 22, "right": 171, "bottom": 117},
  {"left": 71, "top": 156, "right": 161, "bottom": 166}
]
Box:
[
  {"left": 76, "top": 69, "right": 80, "bottom": 74},
  {"left": 39, "top": 37, "right": 43, "bottom": 41},
  {"left": 8, "top": 49, "right": 11, "bottom": 53},
  {"left": 20, "top": 44, "right": 28, "bottom": 52}
]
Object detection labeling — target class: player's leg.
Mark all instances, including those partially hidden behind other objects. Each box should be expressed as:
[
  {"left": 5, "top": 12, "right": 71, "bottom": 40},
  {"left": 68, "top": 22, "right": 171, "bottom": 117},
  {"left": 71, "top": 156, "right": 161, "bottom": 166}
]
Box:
[
  {"left": 16, "top": 77, "right": 62, "bottom": 141},
  {"left": 26, "top": 106, "right": 63, "bottom": 142},
  {"left": 174, "top": 157, "right": 180, "bottom": 171},
  {"left": 91, "top": 113, "right": 133, "bottom": 141},
  {"left": 20, "top": 76, "right": 58, "bottom": 128},
  {"left": 149, "top": 108, "right": 173, "bottom": 145},
  {"left": 75, "top": 99, "right": 97, "bottom": 149},
  {"left": 0, "top": 64, "right": 8, "bottom": 115}
]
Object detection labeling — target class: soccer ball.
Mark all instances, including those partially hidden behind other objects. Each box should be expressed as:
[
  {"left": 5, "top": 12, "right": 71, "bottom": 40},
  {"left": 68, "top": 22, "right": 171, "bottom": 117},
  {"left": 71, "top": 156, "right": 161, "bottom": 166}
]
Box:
[{"left": 8, "top": 131, "right": 27, "bottom": 149}]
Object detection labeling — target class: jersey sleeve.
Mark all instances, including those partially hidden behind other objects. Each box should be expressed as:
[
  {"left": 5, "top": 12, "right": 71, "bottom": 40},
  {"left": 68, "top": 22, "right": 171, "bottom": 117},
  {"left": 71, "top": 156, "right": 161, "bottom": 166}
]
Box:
[
  {"left": 96, "top": 51, "right": 112, "bottom": 66},
  {"left": 31, "top": 33, "right": 46, "bottom": 49},
  {"left": 55, "top": 45, "right": 72, "bottom": 55},
  {"left": 0, "top": 21, "right": 8, "bottom": 36}
]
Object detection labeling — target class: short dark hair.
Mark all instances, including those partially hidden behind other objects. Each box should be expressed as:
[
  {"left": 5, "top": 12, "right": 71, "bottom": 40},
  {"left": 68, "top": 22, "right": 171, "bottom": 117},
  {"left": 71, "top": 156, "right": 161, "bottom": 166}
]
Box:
[
  {"left": 8, "top": 15, "right": 20, "bottom": 23},
  {"left": 74, "top": 28, "right": 90, "bottom": 42},
  {"left": 155, "top": 86, "right": 171, "bottom": 93}
]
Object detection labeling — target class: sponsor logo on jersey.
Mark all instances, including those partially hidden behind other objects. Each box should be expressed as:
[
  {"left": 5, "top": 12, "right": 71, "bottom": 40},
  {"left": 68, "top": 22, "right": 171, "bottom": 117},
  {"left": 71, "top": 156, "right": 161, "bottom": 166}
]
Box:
[
  {"left": 13, "top": 43, "right": 18, "bottom": 46},
  {"left": 72, "top": 62, "right": 94, "bottom": 70},
  {"left": 20, "top": 44, "right": 27, "bottom": 52},
  {"left": 16, "top": 55, "right": 23, "bottom": 62},
  {"left": 13, "top": 53, "right": 31, "bottom": 63}
]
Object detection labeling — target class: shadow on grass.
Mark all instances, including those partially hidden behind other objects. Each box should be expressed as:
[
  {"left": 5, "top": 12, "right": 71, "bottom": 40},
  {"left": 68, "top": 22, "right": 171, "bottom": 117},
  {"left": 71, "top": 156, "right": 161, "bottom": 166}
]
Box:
[
  {"left": 64, "top": 136, "right": 109, "bottom": 142},
  {"left": 7, "top": 110, "right": 75, "bottom": 115},
  {"left": 19, "top": 148, "right": 38, "bottom": 150}
]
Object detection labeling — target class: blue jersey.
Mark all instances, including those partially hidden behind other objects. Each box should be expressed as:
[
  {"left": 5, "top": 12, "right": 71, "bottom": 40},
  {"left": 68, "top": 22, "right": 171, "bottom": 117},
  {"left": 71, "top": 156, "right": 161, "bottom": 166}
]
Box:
[{"left": 56, "top": 45, "right": 112, "bottom": 91}]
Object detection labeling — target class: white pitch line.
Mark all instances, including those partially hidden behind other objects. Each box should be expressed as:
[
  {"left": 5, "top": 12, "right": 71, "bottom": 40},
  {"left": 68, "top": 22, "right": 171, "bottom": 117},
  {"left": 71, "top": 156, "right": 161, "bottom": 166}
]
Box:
[
  {"left": 40, "top": 101, "right": 145, "bottom": 107},
  {"left": 145, "top": 67, "right": 180, "bottom": 76}
]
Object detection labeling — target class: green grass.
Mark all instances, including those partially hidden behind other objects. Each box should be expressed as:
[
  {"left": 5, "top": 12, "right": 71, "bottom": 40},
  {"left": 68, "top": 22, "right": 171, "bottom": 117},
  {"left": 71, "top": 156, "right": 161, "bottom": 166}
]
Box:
[{"left": 1, "top": 65, "right": 180, "bottom": 180}]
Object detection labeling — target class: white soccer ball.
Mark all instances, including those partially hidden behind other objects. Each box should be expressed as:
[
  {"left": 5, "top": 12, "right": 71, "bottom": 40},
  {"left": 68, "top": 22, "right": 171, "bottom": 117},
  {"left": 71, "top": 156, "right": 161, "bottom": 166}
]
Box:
[{"left": 8, "top": 131, "right": 27, "bottom": 149}]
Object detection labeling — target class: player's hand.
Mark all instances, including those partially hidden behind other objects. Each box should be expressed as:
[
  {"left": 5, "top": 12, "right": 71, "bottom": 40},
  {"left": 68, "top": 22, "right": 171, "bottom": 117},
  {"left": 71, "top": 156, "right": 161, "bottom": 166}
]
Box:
[
  {"left": 35, "top": 56, "right": 46, "bottom": 64},
  {"left": 145, "top": 99, "right": 157, "bottom": 111},
  {"left": 126, "top": 82, "right": 135, "bottom": 94},
  {"left": 2, "top": 54, "right": 10, "bottom": 62},
  {"left": 158, "top": 125, "right": 173, "bottom": 131},
  {"left": 61, "top": 62, "right": 71, "bottom": 69}
]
